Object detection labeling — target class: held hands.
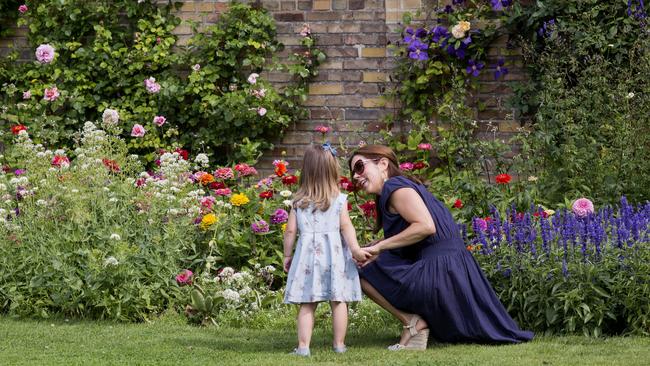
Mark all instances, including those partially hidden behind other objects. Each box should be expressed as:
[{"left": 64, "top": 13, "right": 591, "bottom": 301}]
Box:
[{"left": 353, "top": 239, "right": 382, "bottom": 267}]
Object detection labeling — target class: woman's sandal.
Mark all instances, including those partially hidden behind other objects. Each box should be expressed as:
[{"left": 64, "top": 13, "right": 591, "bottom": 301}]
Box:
[{"left": 387, "top": 314, "right": 429, "bottom": 351}]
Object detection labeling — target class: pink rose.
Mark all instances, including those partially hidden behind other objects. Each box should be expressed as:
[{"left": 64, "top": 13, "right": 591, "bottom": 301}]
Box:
[
  {"left": 175, "top": 269, "right": 193, "bottom": 286},
  {"left": 572, "top": 198, "right": 594, "bottom": 218},
  {"left": 43, "top": 86, "right": 59, "bottom": 101},
  {"left": 153, "top": 115, "right": 166, "bottom": 127},
  {"left": 35, "top": 44, "right": 55, "bottom": 64},
  {"left": 300, "top": 23, "right": 311, "bottom": 37},
  {"left": 417, "top": 143, "right": 432, "bottom": 150},
  {"left": 131, "top": 124, "right": 146, "bottom": 137},
  {"left": 18, "top": 4, "right": 28, "bottom": 13},
  {"left": 257, "top": 107, "right": 267, "bottom": 116}
]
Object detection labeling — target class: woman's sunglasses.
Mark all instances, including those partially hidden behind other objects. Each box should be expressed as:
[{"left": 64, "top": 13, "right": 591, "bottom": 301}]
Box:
[{"left": 352, "top": 158, "right": 380, "bottom": 176}]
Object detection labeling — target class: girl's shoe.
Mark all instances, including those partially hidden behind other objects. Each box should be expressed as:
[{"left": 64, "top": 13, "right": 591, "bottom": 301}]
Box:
[
  {"left": 333, "top": 345, "right": 347, "bottom": 353},
  {"left": 290, "top": 347, "right": 311, "bottom": 356},
  {"left": 387, "top": 314, "right": 429, "bottom": 351}
]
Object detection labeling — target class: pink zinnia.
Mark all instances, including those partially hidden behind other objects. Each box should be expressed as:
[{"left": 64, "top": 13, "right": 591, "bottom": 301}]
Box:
[
  {"left": 417, "top": 143, "right": 432, "bottom": 150},
  {"left": 234, "top": 163, "right": 257, "bottom": 177},
  {"left": 175, "top": 269, "right": 193, "bottom": 286},
  {"left": 214, "top": 188, "right": 232, "bottom": 196},
  {"left": 399, "top": 162, "right": 414, "bottom": 171},
  {"left": 131, "top": 124, "right": 146, "bottom": 137},
  {"left": 43, "top": 86, "right": 59, "bottom": 101},
  {"left": 200, "top": 196, "right": 216, "bottom": 210},
  {"left": 144, "top": 77, "right": 161, "bottom": 93},
  {"left": 314, "top": 125, "right": 330, "bottom": 134},
  {"left": 572, "top": 198, "right": 594, "bottom": 218},
  {"left": 153, "top": 115, "right": 166, "bottom": 127},
  {"left": 251, "top": 220, "right": 270, "bottom": 234},
  {"left": 214, "top": 167, "right": 234, "bottom": 180},
  {"left": 18, "top": 4, "right": 28, "bottom": 13},
  {"left": 35, "top": 44, "right": 55, "bottom": 64}
]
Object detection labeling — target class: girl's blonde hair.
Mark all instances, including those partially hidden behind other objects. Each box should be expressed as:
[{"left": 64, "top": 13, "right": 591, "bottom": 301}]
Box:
[{"left": 293, "top": 144, "right": 340, "bottom": 211}]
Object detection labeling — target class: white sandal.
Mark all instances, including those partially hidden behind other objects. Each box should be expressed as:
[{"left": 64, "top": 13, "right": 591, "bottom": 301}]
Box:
[{"left": 387, "top": 314, "right": 429, "bottom": 351}]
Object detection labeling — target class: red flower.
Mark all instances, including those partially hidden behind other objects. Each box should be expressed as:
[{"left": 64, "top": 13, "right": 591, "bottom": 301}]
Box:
[
  {"left": 533, "top": 211, "right": 549, "bottom": 219},
  {"left": 51, "top": 155, "right": 70, "bottom": 168},
  {"left": 453, "top": 199, "right": 463, "bottom": 209},
  {"left": 274, "top": 162, "right": 287, "bottom": 177},
  {"left": 102, "top": 158, "right": 121, "bottom": 173},
  {"left": 175, "top": 148, "right": 189, "bottom": 160},
  {"left": 2, "top": 165, "right": 11, "bottom": 173},
  {"left": 209, "top": 181, "right": 226, "bottom": 190},
  {"left": 347, "top": 202, "right": 352, "bottom": 211},
  {"left": 359, "top": 200, "right": 377, "bottom": 218},
  {"left": 413, "top": 161, "right": 428, "bottom": 170},
  {"left": 339, "top": 176, "right": 356, "bottom": 192},
  {"left": 259, "top": 190, "right": 274, "bottom": 199},
  {"left": 495, "top": 173, "right": 512, "bottom": 184},
  {"left": 282, "top": 174, "right": 298, "bottom": 185},
  {"left": 11, "top": 124, "right": 27, "bottom": 135}
]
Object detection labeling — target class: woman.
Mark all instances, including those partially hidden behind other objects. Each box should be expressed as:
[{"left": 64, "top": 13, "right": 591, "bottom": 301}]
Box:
[{"left": 349, "top": 145, "right": 533, "bottom": 350}]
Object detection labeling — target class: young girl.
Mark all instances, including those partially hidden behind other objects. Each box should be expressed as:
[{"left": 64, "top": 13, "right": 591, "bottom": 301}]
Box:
[{"left": 283, "top": 143, "right": 369, "bottom": 356}]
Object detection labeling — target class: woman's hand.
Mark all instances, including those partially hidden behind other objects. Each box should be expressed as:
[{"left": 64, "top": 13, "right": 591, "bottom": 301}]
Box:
[
  {"left": 358, "top": 243, "right": 382, "bottom": 267},
  {"left": 352, "top": 247, "right": 372, "bottom": 264},
  {"left": 283, "top": 256, "right": 292, "bottom": 273}
]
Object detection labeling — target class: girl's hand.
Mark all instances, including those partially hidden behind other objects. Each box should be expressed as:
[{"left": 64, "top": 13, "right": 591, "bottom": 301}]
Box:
[
  {"left": 283, "top": 256, "right": 292, "bottom": 273},
  {"left": 359, "top": 244, "right": 381, "bottom": 267},
  {"left": 352, "top": 247, "right": 372, "bottom": 263}
]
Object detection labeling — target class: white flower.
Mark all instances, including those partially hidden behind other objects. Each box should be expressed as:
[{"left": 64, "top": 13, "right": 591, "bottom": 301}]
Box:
[
  {"left": 110, "top": 233, "right": 121, "bottom": 241},
  {"left": 280, "top": 190, "right": 292, "bottom": 198},
  {"left": 283, "top": 199, "right": 293, "bottom": 207},
  {"left": 36, "top": 199, "right": 47, "bottom": 206},
  {"left": 0, "top": 184, "right": 6, "bottom": 191},
  {"left": 104, "top": 256, "right": 119, "bottom": 266},
  {"left": 219, "top": 267, "right": 235, "bottom": 278},
  {"left": 102, "top": 108, "right": 120, "bottom": 125},
  {"left": 527, "top": 176, "right": 538, "bottom": 182},
  {"left": 109, "top": 197, "right": 118, "bottom": 203},
  {"left": 221, "top": 289, "right": 241, "bottom": 302},
  {"left": 247, "top": 73, "right": 259, "bottom": 84},
  {"left": 194, "top": 153, "right": 209, "bottom": 168},
  {"left": 627, "top": 92, "right": 635, "bottom": 99}
]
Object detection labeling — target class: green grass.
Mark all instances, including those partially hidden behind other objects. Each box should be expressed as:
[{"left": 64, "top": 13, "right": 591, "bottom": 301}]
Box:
[{"left": 1, "top": 315, "right": 649, "bottom": 365}]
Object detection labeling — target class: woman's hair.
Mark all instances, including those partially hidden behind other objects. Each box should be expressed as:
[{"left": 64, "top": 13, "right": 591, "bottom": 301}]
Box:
[
  {"left": 347, "top": 144, "right": 422, "bottom": 233},
  {"left": 293, "top": 144, "right": 341, "bottom": 211}
]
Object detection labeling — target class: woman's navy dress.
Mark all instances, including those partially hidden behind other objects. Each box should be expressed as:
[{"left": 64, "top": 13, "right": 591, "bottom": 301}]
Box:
[{"left": 360, "top": 176, "right": 533, "bottom": 343}]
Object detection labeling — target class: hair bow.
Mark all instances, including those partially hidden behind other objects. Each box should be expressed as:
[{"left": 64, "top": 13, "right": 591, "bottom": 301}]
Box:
[{"left": 322, "top": 142, "right": 337, "bottom": 157}]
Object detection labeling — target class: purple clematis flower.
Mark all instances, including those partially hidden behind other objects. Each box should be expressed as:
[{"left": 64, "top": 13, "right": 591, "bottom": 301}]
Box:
[
  {"left": 431, "top": 25, "right": 449, "bottom": 43},
  {"left": 494, "top": 57, "right": 509, "bottom": 79},
  {"left": 408, "top": 39, "right": 429, "bottom": 60},
  {"left": 491, "top": 0, "right": 512, "bottom": 11},
  {"left": 466, "top": 59, "right": 484, "bottom": 77}
]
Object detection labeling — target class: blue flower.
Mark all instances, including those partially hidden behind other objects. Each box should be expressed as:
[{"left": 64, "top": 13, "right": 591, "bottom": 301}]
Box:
[
  {"left": 430, "top": 25, "right": 449, "bottom": 43},
  {"left": 494, "top": 57, "right": 509, "bottom": 79},
  {"left": 466, "top": 59, "right": 484, "bottom": 77},
  {"left": 408, "top": 40, "right": 429, "bottom": 61}
]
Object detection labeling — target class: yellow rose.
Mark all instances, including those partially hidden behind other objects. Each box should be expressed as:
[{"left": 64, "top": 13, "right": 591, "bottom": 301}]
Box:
[
  {"left": 230, "top": 193, "right": 250, "bottom": 206},
  {"left": 451, "top": 21, "right": 471, "bottom": 39},
  {"left": 200, "top": 213, "right": 218, "bottom": 230}
]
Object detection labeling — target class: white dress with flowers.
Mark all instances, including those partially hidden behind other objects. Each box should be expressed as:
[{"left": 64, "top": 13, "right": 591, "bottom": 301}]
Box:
[{"left": 284, "top": 193, "right": 362, "bottom": 304}]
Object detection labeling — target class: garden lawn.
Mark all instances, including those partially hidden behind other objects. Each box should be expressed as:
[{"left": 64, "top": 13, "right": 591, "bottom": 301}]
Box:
[{"left": 1, "top": 316, "right": 649, "bottom": 365}]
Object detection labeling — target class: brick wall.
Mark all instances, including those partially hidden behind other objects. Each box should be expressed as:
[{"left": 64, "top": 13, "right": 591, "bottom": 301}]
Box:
[{"left": 0, "top": 0, "right": 524, "bottom": 173}]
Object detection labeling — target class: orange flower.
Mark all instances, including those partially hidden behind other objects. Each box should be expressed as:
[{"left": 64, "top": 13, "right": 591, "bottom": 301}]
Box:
[
  {"left": 199, "top": 173, "right": 215, "bottom": 185},
  {"left": 466, "top": 245, "right": 475, "bottom": 251}
]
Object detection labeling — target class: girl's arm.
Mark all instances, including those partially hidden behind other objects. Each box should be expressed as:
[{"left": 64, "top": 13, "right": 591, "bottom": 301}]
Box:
[
  {"left": 282, "top": 209, "right": 298, "bottom": 272},
  {"left": 340, "top": 199, "right": 371, "bottom": 262},
  {"left": 371, "top": 187, "right": 436, "bottom": 253}
]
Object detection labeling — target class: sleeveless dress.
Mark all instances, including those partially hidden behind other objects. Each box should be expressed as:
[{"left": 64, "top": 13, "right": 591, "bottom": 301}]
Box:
[
  {"left": 284, "top": 193, "right": 362, "bottom": 304},
  {"left": 359, "top": 176, "right": 534, "bottom": 343}
]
